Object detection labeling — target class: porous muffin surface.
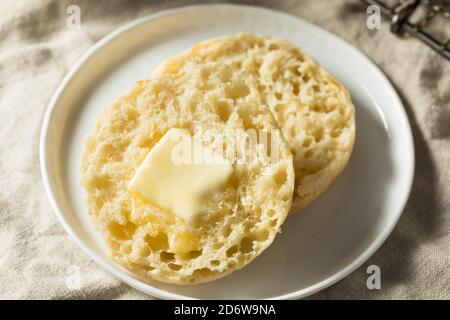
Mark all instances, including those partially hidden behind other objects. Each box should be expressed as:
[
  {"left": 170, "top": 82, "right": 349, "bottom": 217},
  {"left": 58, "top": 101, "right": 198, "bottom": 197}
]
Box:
[
  {"left": 156, "top": 33, "right": 356, "bottom": 211},
  {"left": 81, "top": 62, "right": 295, "bottom": 284}
]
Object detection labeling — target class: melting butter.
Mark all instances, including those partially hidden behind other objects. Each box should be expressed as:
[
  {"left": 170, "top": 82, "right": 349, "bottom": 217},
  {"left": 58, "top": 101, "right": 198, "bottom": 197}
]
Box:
[{"left": 129, "top": 128, "right": 233, "bottom": 223}]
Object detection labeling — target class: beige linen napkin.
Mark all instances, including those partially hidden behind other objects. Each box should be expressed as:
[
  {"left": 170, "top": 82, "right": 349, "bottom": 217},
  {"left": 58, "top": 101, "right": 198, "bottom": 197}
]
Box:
[{"left": 0, "top": 0, "right": 448, "bottom": 299}]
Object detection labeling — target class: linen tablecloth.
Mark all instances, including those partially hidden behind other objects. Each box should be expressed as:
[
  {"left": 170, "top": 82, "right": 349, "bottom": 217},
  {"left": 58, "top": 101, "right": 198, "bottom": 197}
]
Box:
[{"left": 0, "top": 0, "right": 448, "bottom": 299}]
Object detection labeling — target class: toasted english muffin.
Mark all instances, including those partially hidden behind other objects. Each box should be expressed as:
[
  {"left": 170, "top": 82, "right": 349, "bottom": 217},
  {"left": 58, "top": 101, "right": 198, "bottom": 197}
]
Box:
[
  {"left": 81, "top": 61, "right": 295, "bottom": 284},
  {"left": 156, "top": 33, "right": 355, "bottom": 211}
]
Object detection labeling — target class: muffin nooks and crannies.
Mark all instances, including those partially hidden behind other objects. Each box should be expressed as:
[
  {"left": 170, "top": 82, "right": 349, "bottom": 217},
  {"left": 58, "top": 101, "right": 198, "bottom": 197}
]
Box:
[
  {"left": 81, "top": 61, "right": 295, "bottom": 284},
  {"left": 156, "top": 33, "right": 356, "bottom": 211}
]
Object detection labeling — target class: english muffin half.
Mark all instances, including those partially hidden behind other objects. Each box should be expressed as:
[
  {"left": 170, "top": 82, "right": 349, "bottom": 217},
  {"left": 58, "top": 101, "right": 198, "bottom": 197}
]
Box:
[
  {"left": 156, "top": 33, "right": 356, "bottom": 211},
  {"left": 81, "top": 61, "right": 294, "bottom": 284}
]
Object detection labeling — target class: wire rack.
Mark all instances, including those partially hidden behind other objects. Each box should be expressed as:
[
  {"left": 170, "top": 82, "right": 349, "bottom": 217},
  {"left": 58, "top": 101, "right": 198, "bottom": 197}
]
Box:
[{"left": 361, "top": 0, "right": 450, "bottom": 59}]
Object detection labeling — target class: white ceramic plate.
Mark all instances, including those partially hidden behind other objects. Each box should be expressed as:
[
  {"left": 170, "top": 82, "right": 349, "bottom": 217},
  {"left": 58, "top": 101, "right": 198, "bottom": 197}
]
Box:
[{"left": 40, "top": 4, "right": 414, "bottom": 299}]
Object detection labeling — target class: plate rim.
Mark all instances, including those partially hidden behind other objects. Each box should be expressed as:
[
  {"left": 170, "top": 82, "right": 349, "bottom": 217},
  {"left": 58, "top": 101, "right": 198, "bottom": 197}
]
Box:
[{"left": 40, "top": 3, "right": 415, "bottom": 300}]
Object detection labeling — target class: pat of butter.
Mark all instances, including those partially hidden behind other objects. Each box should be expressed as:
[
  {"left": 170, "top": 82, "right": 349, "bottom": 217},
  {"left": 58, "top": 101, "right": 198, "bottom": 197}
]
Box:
[{"left": 129, "top": 128, "right": 233, "bottom": 223}]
